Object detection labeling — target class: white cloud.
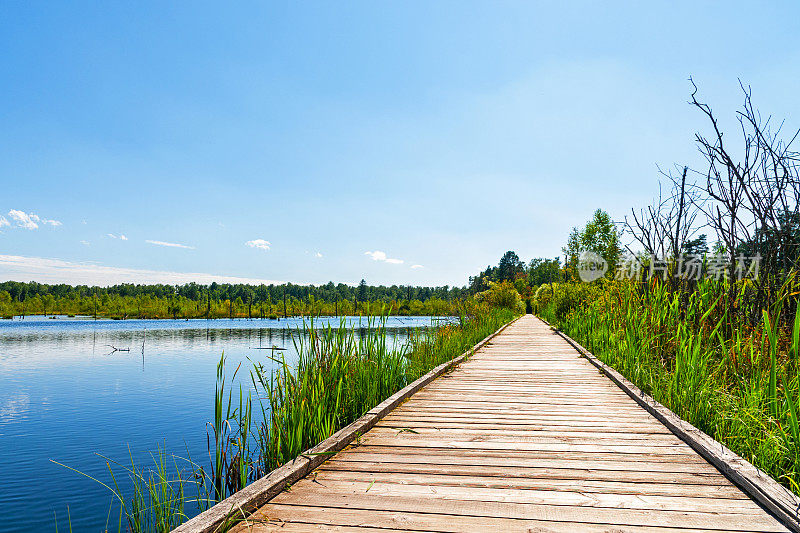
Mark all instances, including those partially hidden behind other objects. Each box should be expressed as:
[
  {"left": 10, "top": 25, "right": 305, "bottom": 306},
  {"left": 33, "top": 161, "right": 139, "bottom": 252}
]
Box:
[
  {"left": 108, "top": 233, "right": 128, "bottom": 241},
  {"left": 0, "top": 216, "right": 8, "bottom": 229},
  {"left": 8, "top": 210, "right": 39, "bottom": 230},
  {"left": 315, "top": 252, "right": 323, "bottom": 258},
  {"left": 120, "top": 234, "right": 128, "bottom": 241},
  {"left": 365, "top": 250, "right": 404, "bottom": 264},
  {"left": 411, "top": 264, "right": 424, "bottom": 269},
  {"left": 80, "top": 240, "right": 90, "bottom": 246},
  {"left": 146, "top": 239, "right": 195, "bottom": 250},
  {"left": 365, "top": 250, "right": 387, "bottom": 261},
  {"left": 7, "top": 210, "right": 61, "bottom": 230},
  {"left": 245, "top": 239, "right": 271, "bottom": 251},
  {"left": 0, "top": 254, "right": 284, "bottom": 286}
]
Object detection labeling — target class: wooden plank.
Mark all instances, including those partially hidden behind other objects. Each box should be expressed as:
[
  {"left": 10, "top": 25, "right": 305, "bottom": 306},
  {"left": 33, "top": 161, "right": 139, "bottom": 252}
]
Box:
[
  {"left": 312, "top": 468, "right": 749, "bottom": 499},
  {"left": 283, "top": 476, "right": 764, "bottom": 514},
  {"left": 368, "top": 425, "right": 681, "bottom": 440},
  {"left": 323, "top": 450, "right": 724, "bottom": 474},
  {"left": 235, "top": 504, "right": 760, "bottom": 533},
  {"left": 317, "top": 459, "right": 732, "bottom": 486},
  {"left": 376, "top": 419, "right": 674, "bottom": 434},
  {"left": 382, "top": 413, "right": 674, "bottom": 427},
  {"left": 340, "top": 443, "right": 713, "bottom": 464},
  {"left": 265, "top": 492, "right": 787, "bottom": 531}
]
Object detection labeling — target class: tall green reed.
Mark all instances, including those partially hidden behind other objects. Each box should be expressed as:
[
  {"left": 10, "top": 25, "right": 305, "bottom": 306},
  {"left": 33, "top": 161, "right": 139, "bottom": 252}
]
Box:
[{"left": 538, "top": 278, "right": 800, "bottom": 493}]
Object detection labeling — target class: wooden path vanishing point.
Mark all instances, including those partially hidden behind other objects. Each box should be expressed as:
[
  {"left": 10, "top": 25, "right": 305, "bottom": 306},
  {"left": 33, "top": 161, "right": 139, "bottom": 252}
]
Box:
[{"left": 230, "top": 315, "right": 789, "bottom": 532}]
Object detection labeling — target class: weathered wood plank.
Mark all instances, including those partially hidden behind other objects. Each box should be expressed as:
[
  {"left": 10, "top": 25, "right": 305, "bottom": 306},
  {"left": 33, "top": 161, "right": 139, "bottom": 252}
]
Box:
[
  {"left": 312, "top": 468, "right": 750, "bottom": 499},
  {"left": 282, "top": 476, "right": 764, "bottom": 514},
  {"left": 265, "top": 492, "right": 787, "bottom": 531},
  {"left": 323, "top": 450, "right": 724, "bottom": 474},
  {"left": 338, "top": 443, "right": 713, "bottom": 464},
  {"left": 236, "top": 504, "right": 765, "bottom": 533},
  {"left": 317, "top": 459, "right": 732, "bottom": 486}
]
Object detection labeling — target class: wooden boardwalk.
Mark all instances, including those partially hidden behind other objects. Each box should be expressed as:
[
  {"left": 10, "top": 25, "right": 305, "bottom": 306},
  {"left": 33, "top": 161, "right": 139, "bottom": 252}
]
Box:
[{"left": 232, "top": 315, "right": 788, "bottom": 532}]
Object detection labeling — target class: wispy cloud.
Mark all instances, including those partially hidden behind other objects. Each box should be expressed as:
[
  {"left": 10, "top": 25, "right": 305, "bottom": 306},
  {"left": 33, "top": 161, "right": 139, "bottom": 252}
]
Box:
[
  {"left": 108, "top": 233, "right": 129, "bottom": 241},
  {"left": 9, "top": 210, "right": 38, "bottom": 230},
  {"left": 7, "top": 210, "right": 62, "bottom": 230},
  {"left": 80, "top": 240, "right": 90, "bottom": 246},
  {"left": 411, "top": 264, "right": 424, "bottom": 269},
  {"left": 365, "top": 250, "right": 403, "bottom": 264},
  {"left": 0, "top": 216, "right": 8, "bottom": 229},
  {"left": 315, "top": 252, "right": 323, "bottom": 258},
  {"left": 0, "top": 254, "right": 284, "bottom": 286},
  {"left": 245, "top": 239, "right": 271, "bottom": 251},
  {"left": 146, "top": 239, "right": 195, "bottom": 250}
]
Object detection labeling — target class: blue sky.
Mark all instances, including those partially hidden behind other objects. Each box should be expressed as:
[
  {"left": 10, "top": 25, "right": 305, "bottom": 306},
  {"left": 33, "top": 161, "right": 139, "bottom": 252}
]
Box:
[{"left": 1, "top": 2, "right": 799, "bottom": 287}]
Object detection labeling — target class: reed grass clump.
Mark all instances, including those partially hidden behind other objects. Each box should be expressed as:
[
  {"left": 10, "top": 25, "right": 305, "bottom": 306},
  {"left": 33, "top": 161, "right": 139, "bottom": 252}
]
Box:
[{"left": 537, "top": 278, "right": 800, "bottom": 494}]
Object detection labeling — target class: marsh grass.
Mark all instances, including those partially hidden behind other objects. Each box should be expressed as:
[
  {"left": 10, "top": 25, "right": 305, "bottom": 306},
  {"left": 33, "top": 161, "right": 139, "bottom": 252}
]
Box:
[
  {"left": 538, "top": 278, "right": 800, "bottom": 493},
  {"left": 52, "top": 445, "right": 210, "bottom": 533},
  {"left": 57, "top": 305, "right": 515, "bottom": 532}
]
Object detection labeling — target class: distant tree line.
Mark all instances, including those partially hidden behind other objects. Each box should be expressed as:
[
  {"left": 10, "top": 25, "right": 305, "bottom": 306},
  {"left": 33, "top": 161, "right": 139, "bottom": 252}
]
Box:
[{"left": 0, "top": 279, "right": 469, "bottom": 319}]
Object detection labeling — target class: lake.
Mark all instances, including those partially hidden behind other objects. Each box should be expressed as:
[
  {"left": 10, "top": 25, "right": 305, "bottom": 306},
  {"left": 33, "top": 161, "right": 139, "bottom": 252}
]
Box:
[{"left": 0, "top": 316, "right": 440, "bottom": 532}]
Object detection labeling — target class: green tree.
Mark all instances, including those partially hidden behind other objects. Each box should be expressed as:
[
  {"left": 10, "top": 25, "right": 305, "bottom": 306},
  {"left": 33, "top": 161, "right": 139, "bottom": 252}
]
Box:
[
  {"left": 356, "top": 279, "right": 368, "bottom": 303},
  {"left": 528, "top": 258, "right": 561, "bottom": 287},
  {"left": 563, "top": 209, "right": 622, "bottom": 280},
  {"left": 497, "top": 251, "right": 525, "bottom": 282}
]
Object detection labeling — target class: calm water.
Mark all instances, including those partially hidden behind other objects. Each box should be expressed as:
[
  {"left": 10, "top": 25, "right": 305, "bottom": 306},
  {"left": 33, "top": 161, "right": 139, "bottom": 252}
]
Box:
[{"left": 0, "top": 316, "right": 440, "bottom": 532}]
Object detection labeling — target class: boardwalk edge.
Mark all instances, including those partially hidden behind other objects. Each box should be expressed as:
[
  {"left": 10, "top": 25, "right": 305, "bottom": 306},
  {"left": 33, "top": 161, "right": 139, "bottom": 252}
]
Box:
[
  {"left": 542, "top": 317, "right": 800, "bottom": 532},
  {"left": 172, "top": 315, "right": 522, "bottom": 533}
]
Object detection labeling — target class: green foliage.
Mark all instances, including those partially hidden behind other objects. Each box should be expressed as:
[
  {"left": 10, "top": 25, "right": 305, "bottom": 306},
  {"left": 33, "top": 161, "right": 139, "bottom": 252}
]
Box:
[
  {"left": 497, "top": 251, "right": 525, "bottom": 282},
  {"left": 563, "top": 209, "right": 622, "bottom": 280},
  {"left": 469, "top": 253, "right": 561, "bottom": 295},
  {"left": 532, "top": 282, "right": 602, "bottom": 321},
  {"left": 53, "top": 446, "right": 208, "bottom": 533},
  {"left": 528, "top": 257, "right": 561, "bottom": 287},
  {"left": 474, "top": 281, "right": 525, "bottom": 313}
]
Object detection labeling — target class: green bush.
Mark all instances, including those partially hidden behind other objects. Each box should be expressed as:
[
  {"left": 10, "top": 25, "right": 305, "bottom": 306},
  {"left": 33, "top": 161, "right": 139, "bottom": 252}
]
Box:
[
  {"left": 474, "top": 281, "right": 525, "bottom": 313},
  {"left": 534, "top": 281, "right": 603, "bottom": 323}
]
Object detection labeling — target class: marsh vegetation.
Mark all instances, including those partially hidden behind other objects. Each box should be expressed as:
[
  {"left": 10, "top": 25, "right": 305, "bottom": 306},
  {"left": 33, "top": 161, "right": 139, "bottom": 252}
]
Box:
[{"left": 532, "top": 81, "right": 800, "bottom": 495}]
